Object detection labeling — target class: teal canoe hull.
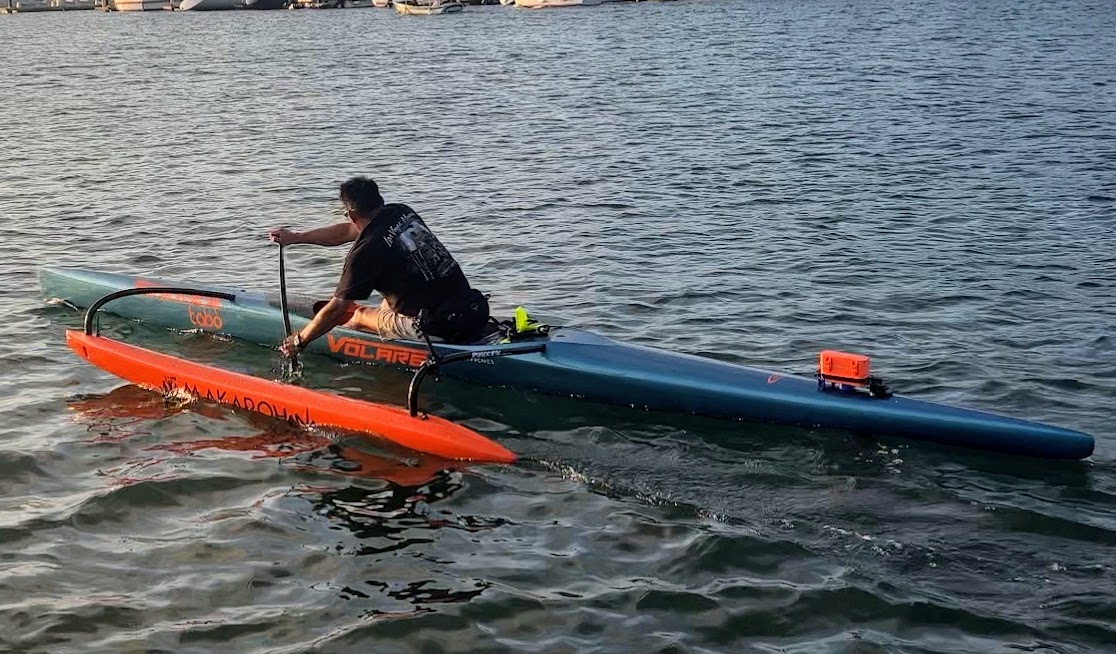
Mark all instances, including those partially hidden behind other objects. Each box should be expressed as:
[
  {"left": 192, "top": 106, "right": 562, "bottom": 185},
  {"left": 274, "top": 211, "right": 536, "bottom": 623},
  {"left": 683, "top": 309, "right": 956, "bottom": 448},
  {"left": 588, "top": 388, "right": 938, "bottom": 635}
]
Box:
[{"left": 40, "top": 267, "right": 1096, "bottom": 460}]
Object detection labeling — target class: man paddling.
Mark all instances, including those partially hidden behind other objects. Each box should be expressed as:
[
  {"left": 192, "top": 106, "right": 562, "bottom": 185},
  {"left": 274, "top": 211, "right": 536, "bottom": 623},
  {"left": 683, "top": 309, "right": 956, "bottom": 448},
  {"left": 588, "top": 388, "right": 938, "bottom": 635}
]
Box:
[{"left": 268, "top": 176, "right": 489, "bottom": 356}]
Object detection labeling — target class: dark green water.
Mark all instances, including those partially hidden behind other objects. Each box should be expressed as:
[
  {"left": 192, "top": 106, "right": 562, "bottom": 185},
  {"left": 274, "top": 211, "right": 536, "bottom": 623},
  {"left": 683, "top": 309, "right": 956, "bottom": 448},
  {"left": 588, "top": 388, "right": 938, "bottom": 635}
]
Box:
[{"left": 2, "top": 0, "right": 1115, "bottom": 651}]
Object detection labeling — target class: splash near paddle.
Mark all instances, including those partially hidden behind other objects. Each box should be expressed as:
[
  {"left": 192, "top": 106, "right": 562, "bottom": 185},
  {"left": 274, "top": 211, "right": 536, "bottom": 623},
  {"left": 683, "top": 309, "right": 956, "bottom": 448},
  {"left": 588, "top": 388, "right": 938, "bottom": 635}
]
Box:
[{"left": 66, "top": 331, "right": 515, "bottom": 464}]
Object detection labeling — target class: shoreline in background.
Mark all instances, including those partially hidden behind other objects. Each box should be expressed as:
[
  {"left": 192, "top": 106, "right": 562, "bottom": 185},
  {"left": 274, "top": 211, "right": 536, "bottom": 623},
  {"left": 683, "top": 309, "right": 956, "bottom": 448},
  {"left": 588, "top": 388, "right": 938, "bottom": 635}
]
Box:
[{"left": 2, "top": 0, "right": 675, "bottom": 12}]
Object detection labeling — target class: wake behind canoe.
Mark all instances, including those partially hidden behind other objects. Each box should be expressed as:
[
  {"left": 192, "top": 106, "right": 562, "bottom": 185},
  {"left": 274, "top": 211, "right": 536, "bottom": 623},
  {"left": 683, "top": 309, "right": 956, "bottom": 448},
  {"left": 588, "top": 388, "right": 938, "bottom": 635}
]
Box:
[{"left": 41, "top": 266, "right": 1095, "bottom": 460}]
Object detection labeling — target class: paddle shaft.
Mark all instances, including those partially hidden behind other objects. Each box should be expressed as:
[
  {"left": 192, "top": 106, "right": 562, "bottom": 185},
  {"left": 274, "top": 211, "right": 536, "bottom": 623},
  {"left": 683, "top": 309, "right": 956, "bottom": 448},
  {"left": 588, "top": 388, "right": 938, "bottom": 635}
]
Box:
[{"left": 278, "top": 242, "right": 300, "bottom": 372}]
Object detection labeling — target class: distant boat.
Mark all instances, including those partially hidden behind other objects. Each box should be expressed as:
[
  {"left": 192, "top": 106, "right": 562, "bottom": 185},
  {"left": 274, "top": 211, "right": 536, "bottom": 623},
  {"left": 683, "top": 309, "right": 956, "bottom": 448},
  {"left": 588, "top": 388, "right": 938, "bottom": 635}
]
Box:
[
  {"left": 179, "top": 0, "right": 239, "bottom": 8},
  {"left": 289, "top": 0, "right": 371, "bottom": 6},
  {"left": 514, "top": 0, "right": 602, "bottom": 7},
  {"left": 245, "top": 0, "right": 286, "bottom": 8},
  {"left": 394, "top": 0, "right": 461, "bottom": 14},
  {"left": 372, "top": 0, "right": 388, "bottom": 6},
  {"left": 2, "top": 0, "right": 90, "bottom": 11},
  {"left": 113, "top": 0, "right": 169, "bottom": 9},
  {"left": 1, "top": 0, "right": 96, "bottom": 11}
]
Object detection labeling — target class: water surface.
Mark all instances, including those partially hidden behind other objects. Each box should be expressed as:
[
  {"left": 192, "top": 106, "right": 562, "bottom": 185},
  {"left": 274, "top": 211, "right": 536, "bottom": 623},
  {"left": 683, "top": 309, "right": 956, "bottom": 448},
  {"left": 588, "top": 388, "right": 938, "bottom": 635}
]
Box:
[{"left": 2, "top": 0, "right": 1115, "bottom": 652}]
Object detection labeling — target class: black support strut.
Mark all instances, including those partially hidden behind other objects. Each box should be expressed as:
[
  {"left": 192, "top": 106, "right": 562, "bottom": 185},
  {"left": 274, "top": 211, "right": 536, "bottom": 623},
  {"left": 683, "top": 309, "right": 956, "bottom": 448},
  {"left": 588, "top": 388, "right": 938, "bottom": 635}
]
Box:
[
  {"left": 407, "top": 343, "right": 547, "bottom": 417},
  {"left": 83, "top": 287, "right": 237, "bottom": 335}
]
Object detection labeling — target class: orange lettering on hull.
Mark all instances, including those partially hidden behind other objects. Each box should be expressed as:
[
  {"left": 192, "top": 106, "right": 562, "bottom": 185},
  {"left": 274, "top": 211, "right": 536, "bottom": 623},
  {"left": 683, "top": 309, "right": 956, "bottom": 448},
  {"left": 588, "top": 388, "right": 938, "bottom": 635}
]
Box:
[
  {"left": 135, "top": 279, "right": 224, "bottom": 308},
  {"left": 327, "top": 334, "right": 427, "bottom": 368},
  {"left": 188, "top": 304, "right": 223, "bottom": 330}
]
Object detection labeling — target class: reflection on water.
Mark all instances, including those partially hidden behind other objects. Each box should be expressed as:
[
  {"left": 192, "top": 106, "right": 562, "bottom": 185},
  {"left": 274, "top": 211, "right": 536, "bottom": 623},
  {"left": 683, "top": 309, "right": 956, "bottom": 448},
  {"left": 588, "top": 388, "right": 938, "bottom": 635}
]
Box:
[
  {"left": 62, "top": 384, "right": 499, "bottom": 631},
  {"left": 67, "top": 383, "right": 463, "bottom": 486},
  {"left": 68, "top": 384, "right": 193, "bottom": 442}
]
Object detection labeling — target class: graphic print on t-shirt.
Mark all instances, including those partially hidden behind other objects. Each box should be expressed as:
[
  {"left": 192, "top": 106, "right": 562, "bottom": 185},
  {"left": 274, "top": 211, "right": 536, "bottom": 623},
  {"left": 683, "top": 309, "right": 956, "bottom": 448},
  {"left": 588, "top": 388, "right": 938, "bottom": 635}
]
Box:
[{"left": 395, "top": 217, "right": 458, "bottom": 282}]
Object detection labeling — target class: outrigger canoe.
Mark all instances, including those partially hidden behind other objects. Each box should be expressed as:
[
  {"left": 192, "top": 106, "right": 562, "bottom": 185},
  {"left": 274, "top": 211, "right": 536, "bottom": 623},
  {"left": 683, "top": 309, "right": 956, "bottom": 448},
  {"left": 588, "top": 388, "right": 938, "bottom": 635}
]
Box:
[{"left": 41, "top": 267, "right": 1096, "bottom": 460}]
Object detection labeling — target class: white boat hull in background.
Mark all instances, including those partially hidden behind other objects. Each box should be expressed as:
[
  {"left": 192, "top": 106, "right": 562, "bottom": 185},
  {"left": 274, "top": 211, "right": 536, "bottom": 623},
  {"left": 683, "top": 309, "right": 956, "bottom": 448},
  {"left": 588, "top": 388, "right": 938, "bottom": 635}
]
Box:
[
  {"left": 394, "top": 0, "right": 461, "bottom": 14},
  {"left": 179, "top": 0, "right": 239, "bottom": 9},
  {"left": 514, "top": 0, "right": 602, "bottom": 7},
  {"left": 113, "top": 0, "right": 168, "bottom": 9}
]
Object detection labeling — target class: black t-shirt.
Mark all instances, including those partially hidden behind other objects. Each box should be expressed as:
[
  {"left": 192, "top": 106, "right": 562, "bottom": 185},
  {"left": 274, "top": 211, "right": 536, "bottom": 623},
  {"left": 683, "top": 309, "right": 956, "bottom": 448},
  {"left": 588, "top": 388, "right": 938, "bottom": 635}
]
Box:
[{"left": 334, "top": 204, "right": 470, "bottom": 316}]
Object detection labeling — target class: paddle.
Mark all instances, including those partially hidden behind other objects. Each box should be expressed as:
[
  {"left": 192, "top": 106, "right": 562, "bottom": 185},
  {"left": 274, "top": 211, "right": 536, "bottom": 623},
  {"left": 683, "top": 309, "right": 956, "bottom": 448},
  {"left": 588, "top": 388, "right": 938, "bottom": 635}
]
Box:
[{"left": 277, "top": 242, "right": 302, "bottom": 378}]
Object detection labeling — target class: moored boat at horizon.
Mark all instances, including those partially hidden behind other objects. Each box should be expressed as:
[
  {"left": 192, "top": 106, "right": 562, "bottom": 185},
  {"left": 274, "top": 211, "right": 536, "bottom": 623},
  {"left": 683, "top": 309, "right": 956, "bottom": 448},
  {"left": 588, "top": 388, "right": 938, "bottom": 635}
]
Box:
[
  {"left": 1, "top": 0, "right": 96, "bottom": 12},
  {"left": 514, "top": 0, "right": 602, "bottom": 8},
  {"left": 112, "top": 0, "right": 171, "bottom": 9},
  {"left": 179, "top": 0, "right": 240, "bottom": 9},
  {"left": 40, "top": 266, "right": 1096, "bottom": 461},
  {"left": 393, "top": 0, "right": 461, "bottom": 14},
  {"left": 289, "top": 0, "right": 370, "bottom": 8}
]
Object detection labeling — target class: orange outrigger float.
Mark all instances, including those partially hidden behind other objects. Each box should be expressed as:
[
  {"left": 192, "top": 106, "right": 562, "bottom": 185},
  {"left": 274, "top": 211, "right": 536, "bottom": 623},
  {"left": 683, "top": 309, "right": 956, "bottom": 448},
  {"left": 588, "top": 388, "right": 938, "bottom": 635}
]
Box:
[
  {"left": 65, "top": 287, "right": 516, "bottom": 464},
  {"left": 67, "top": 331, "right": 515, "bottom": 463}
]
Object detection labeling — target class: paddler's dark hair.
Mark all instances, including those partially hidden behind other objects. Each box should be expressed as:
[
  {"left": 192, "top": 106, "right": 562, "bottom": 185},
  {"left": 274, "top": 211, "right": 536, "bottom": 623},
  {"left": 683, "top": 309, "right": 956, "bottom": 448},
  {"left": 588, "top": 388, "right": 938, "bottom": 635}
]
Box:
[{"left": 340, "top": 176, "right": 385, "bottom": 217}]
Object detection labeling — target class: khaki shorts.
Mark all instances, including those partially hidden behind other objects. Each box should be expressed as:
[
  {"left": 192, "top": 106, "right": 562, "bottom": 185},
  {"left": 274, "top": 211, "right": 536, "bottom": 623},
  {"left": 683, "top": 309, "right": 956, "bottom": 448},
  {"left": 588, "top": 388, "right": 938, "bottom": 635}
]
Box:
[{"left": 346, "top": 300, "right": 423, "bottom": 341}]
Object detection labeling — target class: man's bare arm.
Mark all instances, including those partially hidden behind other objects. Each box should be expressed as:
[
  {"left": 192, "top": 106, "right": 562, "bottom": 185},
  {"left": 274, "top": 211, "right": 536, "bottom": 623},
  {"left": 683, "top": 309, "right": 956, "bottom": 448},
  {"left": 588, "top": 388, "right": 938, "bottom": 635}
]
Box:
[
  {"left": 298, "top": 297, "right": 352, "bottom": 345},
  {"left": 268, "top": 222, "right": 359, "bottom": 247}
]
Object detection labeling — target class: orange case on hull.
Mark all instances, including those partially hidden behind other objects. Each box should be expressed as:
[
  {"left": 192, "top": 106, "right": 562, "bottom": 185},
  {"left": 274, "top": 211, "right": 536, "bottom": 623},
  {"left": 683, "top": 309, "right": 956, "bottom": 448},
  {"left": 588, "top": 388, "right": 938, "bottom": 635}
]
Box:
[{"left": 818, "top": 350, "right": 871, "bottom": 386}]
